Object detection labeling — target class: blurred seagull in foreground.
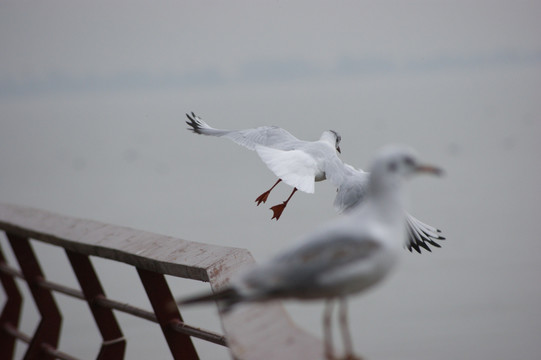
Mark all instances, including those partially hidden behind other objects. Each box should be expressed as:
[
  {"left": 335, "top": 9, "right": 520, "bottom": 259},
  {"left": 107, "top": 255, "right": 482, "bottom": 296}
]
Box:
[
  {"left": 177, "top": 145, "right": 443, "bottom": 360},
  {"left": 186, "top": 112, "right": 445, "bottom": 253}
]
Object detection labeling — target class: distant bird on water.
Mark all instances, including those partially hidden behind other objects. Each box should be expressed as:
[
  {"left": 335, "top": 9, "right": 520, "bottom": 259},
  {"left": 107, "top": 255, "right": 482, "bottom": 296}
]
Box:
[
  {"left": 177, "top": 145, "right": 443, "bottom": 360},
  {"left": 186, "top": 112, "right": 445, "bottom": 253}
]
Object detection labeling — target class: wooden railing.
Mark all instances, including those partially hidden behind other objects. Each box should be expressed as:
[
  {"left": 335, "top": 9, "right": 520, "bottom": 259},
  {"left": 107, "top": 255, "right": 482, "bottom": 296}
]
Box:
[{"left": 0, "top": 203, "right": 324, "bottom": 359}]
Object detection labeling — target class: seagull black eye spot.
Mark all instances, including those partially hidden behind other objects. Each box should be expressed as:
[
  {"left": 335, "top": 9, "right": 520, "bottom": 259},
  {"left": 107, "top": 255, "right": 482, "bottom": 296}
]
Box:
[
  {"left": 388, "top": 162, "right": 398, "bottom": 172},
  {"left": 403, "top": 156, "right": 415, "bottom": 167}
]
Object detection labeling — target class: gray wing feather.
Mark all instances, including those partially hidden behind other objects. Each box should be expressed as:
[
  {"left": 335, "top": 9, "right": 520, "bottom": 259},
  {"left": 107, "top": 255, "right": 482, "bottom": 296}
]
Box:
[
  {"left": 186, "top": 112, "right": 300, "bottom": 150},
  {"left": 333, "top": 170, "right": 369, "bottom": 213},
  {"left": 242, "top": 233, "right": 381, "bottom": 296},
  {"left": 320, "top": 158, "right": 369, "bottom": 213},
  {"left": 405, "top": 214, "right": 445, "bottom": 253}
]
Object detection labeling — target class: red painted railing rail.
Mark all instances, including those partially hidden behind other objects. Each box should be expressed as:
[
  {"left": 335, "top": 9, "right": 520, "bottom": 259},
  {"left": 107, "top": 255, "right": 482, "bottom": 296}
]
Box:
[{"left": 0, "top": 203, "right": 323, "bottom": 359}]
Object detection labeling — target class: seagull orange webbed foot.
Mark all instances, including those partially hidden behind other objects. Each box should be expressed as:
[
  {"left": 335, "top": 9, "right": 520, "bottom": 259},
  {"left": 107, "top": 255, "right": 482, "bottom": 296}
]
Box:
[
  {"left": 269, "top": 188, "right": 298, "bottom": 220},
  {"left": 255, "top": 179, "right": 282, "bottom": 206},
  {"left": 255, "top": 191, "right": 271, "bottom": 206},
  {"left": 270, "top": 202, "right": 287, "bottom": 220}
]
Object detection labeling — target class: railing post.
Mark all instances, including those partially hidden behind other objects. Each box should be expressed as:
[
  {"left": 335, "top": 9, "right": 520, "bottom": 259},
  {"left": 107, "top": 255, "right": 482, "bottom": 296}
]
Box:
[
  {"left": 66, "top": 250, "right": 126, "bottom": 359},
  {"left": 0, "top": 244, "right": 23, "bottom": 360},
  {"left": 137, "top": 268, "right": 199, "bottom": 360},
  {"left": 7, "top": 233, "right": 62, "bottom": 360}
]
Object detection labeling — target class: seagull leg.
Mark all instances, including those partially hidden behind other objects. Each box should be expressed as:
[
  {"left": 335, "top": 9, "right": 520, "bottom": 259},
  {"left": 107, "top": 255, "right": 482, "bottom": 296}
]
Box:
[
  {"left": 270, "top": 188, "right": 298, "bottom": 220},
  {"left": 255, "top": 179, "right": 282, "bottom": 205},
  {"left": 323, "top": 299, "right": 336, "bottom": 360},
  {"left": 338, "top": 297, "right": 361, "bottom": 360}
]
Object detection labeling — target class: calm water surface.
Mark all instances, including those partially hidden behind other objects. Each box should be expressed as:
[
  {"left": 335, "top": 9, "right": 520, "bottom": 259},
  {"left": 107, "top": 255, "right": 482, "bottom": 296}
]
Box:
[{"left": 1, "top": 65, "right": 540, "bottom": 359}]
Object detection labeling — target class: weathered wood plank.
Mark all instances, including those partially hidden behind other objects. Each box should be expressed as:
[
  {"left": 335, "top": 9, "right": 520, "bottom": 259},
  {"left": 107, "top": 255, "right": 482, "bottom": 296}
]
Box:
[{"left": 0, "top": 203, "right": 243, "bottom": 281}]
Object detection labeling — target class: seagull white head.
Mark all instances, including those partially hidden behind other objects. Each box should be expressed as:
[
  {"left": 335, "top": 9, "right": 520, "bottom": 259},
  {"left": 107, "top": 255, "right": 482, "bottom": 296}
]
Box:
[
  {"left": 368, "top": 145, "right": 442, "bottom": 195},
  {"left": 321, "top": 130, "right": 342, "bottom": 153}
]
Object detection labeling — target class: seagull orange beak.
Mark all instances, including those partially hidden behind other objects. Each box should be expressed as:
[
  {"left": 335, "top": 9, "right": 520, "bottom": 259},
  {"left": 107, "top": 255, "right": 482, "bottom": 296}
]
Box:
[{"left": 415, "top": 164, "right": 444, "bottom": 176}]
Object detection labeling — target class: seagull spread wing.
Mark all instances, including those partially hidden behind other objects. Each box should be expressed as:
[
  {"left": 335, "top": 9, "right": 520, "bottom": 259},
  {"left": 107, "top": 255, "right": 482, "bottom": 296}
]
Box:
[
  {"left": 186, "top": 112, "right": 300, "bottom": 150},
  {"left": 323, "top": 159, "right": 369, "bottom": 213},
  {"left": 405, "top": 214, "right": 445, "bottom": 253}
]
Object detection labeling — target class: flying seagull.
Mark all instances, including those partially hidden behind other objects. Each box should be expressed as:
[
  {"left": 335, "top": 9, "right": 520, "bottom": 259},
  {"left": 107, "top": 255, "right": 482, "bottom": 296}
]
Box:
[
  {"left": 185, "top": 112, "right": 444, "bottom": 253},
  {"left": 186, "top": 112, "right": 341, "bottom": 220},
  {"left": 178, "top": 145, "right": 443, "bottom": 360}
]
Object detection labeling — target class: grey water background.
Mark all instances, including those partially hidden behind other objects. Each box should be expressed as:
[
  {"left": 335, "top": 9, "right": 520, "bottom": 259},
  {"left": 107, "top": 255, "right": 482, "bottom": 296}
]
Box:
[{"left": 1, "top": 1, "right": 540, "bottom": 359}]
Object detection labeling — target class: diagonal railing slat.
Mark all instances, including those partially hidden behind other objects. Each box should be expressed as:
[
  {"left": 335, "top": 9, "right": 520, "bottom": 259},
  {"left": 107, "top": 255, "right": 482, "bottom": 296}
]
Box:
[
  {"left": 7, "top": 233, "right": 62, "bottom": 360},
  {"left": 66, "top": 250, "right": 126, "bottom": 359},
  {"left": 0, "top": 247, "right": 23, "bottom": 359},
  {"left": 138, "top": 268, "right": 199, "bottom": 360}
]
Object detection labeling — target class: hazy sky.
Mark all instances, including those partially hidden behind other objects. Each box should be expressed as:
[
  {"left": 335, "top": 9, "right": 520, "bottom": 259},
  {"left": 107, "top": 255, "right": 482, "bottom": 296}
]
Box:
[
  {"left": 1, "top": 1, "right": 540, "bottom": 96},
  {"left": 1, "top": 1, "right": 541, "bottom": 359}
]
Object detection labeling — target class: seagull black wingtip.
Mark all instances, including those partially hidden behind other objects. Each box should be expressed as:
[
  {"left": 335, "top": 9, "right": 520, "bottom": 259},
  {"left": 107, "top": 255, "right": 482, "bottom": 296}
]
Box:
[
  {"left": 418, "top": 241, "right": 432, "bottom": 252},
  {"left": 426, "top": 240, "right": 442, "bottom": 248}
]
